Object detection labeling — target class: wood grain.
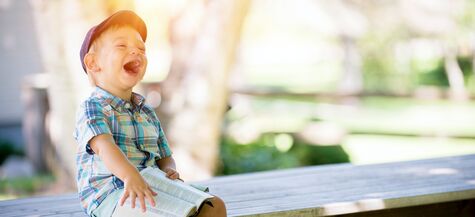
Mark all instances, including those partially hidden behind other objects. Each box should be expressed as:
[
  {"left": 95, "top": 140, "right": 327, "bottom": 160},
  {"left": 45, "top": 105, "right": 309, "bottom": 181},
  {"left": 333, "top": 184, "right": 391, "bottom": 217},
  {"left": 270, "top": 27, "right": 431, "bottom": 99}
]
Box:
[{"left": 1, "top": 154, "right": 474, "bottom": 216}]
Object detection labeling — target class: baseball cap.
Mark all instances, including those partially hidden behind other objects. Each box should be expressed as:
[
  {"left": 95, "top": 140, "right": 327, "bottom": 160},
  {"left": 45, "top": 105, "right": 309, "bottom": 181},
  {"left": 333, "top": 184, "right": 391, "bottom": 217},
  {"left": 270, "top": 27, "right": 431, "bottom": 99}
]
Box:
[{"left": 80, "top": 10, "right": 147, "bottom": 73}]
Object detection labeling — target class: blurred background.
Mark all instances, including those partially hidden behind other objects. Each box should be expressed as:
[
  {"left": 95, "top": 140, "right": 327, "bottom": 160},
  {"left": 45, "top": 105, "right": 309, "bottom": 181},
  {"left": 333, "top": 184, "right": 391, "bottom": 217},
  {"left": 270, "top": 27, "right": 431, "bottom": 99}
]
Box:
[{"left": 1, "top": 0, "right": 475, "bottom": 200}]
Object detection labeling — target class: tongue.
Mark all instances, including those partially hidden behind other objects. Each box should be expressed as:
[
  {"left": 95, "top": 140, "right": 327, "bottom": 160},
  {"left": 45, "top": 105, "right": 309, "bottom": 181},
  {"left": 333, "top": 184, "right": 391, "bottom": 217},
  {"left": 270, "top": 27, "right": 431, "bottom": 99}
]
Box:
[{"left": 124, "top": 61, "right": 140, "bottom": 73}]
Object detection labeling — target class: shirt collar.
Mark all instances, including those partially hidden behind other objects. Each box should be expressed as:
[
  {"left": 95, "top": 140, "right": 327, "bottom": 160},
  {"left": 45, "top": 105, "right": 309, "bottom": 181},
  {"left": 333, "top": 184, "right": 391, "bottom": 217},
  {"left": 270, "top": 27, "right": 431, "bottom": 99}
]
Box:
[{"left": 92, "top": 86, "right": 146, "bottom": 112}]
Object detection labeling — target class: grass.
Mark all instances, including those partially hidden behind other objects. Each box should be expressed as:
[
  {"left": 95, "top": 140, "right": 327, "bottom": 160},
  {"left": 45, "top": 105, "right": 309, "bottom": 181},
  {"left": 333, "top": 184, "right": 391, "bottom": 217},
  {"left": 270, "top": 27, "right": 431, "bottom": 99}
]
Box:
[
  {"left": 328, "top": 97, "right": 475, "bottom": 138},
  {"left": 343, "top": 135, "right": 475, "bottom": 165}
]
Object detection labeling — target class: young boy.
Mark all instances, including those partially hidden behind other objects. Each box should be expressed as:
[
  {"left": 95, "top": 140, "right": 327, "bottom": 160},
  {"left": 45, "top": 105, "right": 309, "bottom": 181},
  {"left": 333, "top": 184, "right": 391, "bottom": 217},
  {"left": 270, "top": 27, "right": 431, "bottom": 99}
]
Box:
[{"left": 74, "top": 10, "right": 226, "bottom": 217}]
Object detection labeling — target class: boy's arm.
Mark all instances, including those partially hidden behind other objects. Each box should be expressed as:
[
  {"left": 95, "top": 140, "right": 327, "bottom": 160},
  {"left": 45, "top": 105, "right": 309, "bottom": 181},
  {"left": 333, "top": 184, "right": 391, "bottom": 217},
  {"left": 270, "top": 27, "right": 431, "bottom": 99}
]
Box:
[
  {"left": 89, "top": 134, "right": 156, "bottom": 212},
  {"left": 156, "top": 156, "right": 180, "bottom": 180}
]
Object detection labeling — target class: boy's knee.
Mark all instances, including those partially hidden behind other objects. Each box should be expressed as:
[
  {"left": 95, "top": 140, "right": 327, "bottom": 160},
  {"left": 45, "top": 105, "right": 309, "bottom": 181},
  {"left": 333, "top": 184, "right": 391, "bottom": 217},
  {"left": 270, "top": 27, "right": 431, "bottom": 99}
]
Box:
[
  {"left": 211, "top": 196, "right": 226, "bottom": 211},
  {"left": 199, "top": 196, "right": 226, "bottom": 217}
]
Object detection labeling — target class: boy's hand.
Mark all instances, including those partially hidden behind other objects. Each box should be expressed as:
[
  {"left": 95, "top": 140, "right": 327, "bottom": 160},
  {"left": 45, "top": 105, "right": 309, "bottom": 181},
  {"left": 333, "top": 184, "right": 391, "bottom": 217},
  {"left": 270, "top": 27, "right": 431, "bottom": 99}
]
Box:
[
  {"left": 119, "top": 172, "right": 157, "bottom": 213},
  {"left": 163, "top": 167, "right": 180, "bottom": 180}
]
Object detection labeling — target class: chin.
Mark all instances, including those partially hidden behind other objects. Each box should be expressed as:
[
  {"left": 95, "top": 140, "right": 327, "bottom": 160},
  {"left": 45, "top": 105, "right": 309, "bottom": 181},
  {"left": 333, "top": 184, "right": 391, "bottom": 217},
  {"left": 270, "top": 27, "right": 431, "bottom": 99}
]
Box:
[
  {"left": 120, "top": 77, "right": 141, "bottom": 88},
  {"left": 127, "top": 80, "right": 141, "bottom": 87}
]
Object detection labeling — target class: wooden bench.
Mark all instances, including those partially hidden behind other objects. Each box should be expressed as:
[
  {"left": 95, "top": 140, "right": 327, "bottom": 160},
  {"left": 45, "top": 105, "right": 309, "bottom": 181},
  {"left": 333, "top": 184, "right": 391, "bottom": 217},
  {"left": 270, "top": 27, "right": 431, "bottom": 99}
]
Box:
[{"left": 1, "top": 154, "right": 474, "bottom": 216}]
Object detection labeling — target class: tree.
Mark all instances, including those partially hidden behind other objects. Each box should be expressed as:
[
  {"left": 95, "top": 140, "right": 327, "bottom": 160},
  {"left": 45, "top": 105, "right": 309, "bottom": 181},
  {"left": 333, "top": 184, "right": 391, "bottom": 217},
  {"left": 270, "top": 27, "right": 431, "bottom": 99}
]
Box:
[{"left": 158, "top": 0, "right": 251, "bottom": 180}]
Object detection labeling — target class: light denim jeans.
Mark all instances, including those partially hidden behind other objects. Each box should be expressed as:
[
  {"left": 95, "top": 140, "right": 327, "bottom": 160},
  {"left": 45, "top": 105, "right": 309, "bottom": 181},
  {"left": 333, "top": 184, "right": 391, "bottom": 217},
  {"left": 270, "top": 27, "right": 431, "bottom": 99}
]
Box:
[{"left": 91, "top": 189, "right": 124, "bottom": 217}]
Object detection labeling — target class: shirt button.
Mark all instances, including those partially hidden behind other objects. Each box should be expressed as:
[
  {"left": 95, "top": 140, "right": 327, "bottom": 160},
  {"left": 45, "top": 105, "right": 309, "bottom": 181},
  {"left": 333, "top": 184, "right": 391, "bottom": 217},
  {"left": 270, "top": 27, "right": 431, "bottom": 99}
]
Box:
[{"left": 124, "top": 103, "right": 131, "bottom": 109}]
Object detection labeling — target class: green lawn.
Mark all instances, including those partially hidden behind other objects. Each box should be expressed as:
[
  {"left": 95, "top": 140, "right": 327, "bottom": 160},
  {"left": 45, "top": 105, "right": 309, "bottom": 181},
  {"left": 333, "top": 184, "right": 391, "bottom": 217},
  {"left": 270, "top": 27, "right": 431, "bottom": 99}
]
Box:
[
  {"left": 343, "top": 135, "right": 475, "bottom": 165},
  {"left": 323, "top": 97, "right": 475, "bottom": 138}
]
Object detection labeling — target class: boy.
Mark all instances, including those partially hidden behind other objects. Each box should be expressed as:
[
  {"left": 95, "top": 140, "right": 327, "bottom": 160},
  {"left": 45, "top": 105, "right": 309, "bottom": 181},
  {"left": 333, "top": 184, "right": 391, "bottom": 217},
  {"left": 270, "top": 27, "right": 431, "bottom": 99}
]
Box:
[{"left": 74, "top": 10, "right": 226, "bottom": 217}]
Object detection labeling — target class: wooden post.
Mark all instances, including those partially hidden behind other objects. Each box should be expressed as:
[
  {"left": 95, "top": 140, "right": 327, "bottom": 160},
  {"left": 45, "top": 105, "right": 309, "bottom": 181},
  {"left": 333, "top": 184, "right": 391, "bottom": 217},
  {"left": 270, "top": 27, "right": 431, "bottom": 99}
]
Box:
[{"left": 21, "top": 74, "right": 51, "bottom": 172}]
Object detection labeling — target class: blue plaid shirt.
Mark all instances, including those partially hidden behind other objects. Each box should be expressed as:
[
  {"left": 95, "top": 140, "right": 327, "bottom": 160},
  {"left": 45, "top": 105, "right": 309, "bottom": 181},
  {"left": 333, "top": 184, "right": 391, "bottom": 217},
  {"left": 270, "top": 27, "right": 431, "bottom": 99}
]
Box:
[{"left": 74, "top": 87, "right": 172, "bottom": 216}]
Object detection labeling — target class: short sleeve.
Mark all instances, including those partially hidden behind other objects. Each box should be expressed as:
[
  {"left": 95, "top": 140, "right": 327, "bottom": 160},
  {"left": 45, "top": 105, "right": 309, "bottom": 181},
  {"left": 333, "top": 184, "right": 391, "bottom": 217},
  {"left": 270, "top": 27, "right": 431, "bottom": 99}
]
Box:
[
  {"left": 157, "top": 120, "right": 172, "bottom": 158},
  {"left": 74, "top": 100, "right": 112, "bottom": 155}
]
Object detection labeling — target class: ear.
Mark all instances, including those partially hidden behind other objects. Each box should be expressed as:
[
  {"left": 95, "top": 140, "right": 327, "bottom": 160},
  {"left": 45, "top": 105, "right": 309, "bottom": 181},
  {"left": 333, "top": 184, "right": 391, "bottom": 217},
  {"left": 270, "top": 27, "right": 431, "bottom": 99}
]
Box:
[{"left": 84, "top": 52, "right": 100, "bottom": 73}]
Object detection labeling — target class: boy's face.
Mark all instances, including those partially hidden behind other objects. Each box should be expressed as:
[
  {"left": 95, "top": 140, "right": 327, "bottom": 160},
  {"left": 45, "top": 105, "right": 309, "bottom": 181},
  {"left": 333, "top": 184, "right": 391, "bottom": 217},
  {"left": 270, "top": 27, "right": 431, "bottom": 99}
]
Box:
[{"left": 90, "top": 26, "right": 147, "bottom": 92}]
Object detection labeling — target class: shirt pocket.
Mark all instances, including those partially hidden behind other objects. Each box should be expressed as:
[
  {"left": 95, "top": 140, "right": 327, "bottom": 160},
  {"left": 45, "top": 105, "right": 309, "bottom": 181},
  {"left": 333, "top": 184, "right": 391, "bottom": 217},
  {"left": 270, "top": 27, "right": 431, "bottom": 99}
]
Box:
[
  {"left": 139, "top": 115, "right": 160, "bottom": 154},
  {"left": 111, "top": 113, "right": 139, "bottom": 158}
]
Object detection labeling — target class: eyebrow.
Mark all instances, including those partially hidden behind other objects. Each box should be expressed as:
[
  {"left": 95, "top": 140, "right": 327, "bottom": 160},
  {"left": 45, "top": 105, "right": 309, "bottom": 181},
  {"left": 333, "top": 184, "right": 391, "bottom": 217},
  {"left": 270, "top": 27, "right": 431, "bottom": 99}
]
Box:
[{"left": 112, "top": 37, "right": 129, "bottom": 43}]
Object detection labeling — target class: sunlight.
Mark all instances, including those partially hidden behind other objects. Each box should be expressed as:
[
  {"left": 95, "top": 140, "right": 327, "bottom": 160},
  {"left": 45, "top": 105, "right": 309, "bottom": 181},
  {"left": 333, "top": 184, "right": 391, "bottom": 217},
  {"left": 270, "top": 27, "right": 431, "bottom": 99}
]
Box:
[
  {"left": 298, "top": 122, "right": 346, "bottom": 146},
  {"left": 356, "top": 199, "right": 386, "bottom": 211},
  {"left": 134, "top": 0, "right": 173, "bottom": 82},
  {"left": 228, "top": 120, "right": 261, "bottom": 145},
  {"left": 323, "top": 201, "right": 359, "bottom": 215},
  {"left": 323, "top": 198, "right": 386, "bottom": 215},
  {"left": 274, "top": 133, "right": 293, "bottom": 152},
  {"left": 428, "top": 168, "right": 458, "bottom": 175}
]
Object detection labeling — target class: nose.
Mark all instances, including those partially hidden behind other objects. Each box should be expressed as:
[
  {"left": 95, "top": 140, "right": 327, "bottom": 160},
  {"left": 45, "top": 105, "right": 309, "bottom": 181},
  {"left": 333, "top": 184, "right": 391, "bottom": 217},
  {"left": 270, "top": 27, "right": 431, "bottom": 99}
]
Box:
[
  {"left": 130, "top": 47, "right": 143, "bottom": 55},
  {"left": 130, "top": 48, "right": 138, "bottom": 55}
]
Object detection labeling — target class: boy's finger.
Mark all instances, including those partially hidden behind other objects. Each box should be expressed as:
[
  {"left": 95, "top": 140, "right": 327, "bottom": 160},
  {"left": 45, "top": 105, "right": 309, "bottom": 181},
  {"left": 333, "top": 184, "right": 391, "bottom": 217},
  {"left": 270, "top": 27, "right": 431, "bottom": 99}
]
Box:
[
  {"left": 119, "top": 192, "right": 129, "bottom": 206},
  {"left": 139, "top": 194, "right": 146, "bottom": 213},
  {"left": 166, "top": 170, "right": 174, "bottom": 177},
  {"left": 148, "top": 186, "right": 158, "bottom": 196},
  {"left": 145, "top": 190, "right": 156, "bottom": 207},
  {"left": 166, "top": 171, "right": 178, "bottom": 179},
  {"left": 169, "top": 172, "right": 178, "bottom": 180},
  {"left": 130, "top": 192, "right": 136, "bottom": 209}
]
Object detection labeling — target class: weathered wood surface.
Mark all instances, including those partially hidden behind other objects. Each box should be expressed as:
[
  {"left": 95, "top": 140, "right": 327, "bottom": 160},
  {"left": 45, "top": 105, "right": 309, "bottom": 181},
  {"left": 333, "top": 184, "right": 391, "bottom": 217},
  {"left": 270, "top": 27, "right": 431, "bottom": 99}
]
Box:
[{"left": 1, "top": 154, "right": 474, "bottom": 217}]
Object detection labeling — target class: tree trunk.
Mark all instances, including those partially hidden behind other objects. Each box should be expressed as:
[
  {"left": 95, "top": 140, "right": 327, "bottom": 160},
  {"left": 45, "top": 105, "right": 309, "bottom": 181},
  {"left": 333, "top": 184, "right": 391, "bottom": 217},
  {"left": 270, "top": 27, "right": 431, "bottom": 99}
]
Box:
[
  {"left": 472, "top": 33, "right": 475, "bottom": 93},
  {"left": 443, "top": 45, "right": 468, "bottom": 101},
  {"left": 158, "top": 0, "right": 251, "bottom": 180},
  {"left": 338, "top": 35, "right": 363, "bottom": 96}
]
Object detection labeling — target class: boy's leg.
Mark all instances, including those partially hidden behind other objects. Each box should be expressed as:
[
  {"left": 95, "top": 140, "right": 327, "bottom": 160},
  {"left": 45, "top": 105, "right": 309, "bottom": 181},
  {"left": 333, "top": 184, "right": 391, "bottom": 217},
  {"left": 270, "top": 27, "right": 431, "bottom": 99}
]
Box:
[
  {"left": 92, "top": 189, "right": 124, "bottom": 217},
  {"left": 197, "top": 196, "right": 227, "bottom": 217}
]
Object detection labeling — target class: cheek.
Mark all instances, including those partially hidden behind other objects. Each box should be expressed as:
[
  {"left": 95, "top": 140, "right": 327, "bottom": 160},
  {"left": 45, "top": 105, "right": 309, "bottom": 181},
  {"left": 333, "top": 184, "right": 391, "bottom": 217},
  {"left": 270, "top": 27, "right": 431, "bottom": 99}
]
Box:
[
  {"left": 140, "top": 55, "right": 148, "bottom": 72},
  {"left": 99, "top": 54, "right": 116, "bottom": 69},
  {"left": 143, "top": 59, "right": 148, "bottom": 70}
]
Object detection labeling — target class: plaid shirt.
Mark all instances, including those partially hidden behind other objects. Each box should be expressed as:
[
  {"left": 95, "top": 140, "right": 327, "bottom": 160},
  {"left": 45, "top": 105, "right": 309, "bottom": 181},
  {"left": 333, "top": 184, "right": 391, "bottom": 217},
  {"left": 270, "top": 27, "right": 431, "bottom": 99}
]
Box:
[{"left": 74, "top": 87, "right": 172, "bottom": 216}]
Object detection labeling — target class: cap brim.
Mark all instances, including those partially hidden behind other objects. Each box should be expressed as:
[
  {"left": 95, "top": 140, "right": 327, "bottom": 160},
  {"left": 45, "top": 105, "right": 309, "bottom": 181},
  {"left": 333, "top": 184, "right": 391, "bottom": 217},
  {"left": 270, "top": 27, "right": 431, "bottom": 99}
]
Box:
[{"left": 94, "top": 10, "right": 147, "bottom": 43}]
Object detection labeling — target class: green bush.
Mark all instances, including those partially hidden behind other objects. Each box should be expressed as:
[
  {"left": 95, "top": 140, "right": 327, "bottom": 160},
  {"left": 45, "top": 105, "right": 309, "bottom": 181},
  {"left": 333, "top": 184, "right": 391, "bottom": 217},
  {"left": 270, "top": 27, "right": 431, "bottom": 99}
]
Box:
[
  {"left": 0, "top": 140, "right": 23, "bottom": 165},
  {"left": 217, "top": 133, "right": 350, "bottom": 175},
  {"left": 0, "top": 174, "right": 55, "bottom": 197},
  {"left": 416, "top": 56, "right": 473, "bottom": 88}
]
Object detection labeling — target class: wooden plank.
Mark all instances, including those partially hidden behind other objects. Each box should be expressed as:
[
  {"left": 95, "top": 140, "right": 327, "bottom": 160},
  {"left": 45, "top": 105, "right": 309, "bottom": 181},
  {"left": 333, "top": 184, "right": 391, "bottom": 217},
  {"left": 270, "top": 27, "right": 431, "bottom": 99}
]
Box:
[
  {"left": 336, "top": 199, "right": 475, "bottom": 217},
  {"left": 0, "top": 194, "right": 78, "bottom": 207},
  {"left": 222, "top": 155, "right": 475, "bottom": 216},
  {"left": 0, "top": 154, "right": 474, "bottom": 217}
]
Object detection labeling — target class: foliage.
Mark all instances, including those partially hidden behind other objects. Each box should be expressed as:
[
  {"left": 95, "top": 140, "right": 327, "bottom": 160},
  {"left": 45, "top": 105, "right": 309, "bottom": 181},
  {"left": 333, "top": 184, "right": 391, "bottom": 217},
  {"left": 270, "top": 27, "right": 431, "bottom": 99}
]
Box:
[
  {"left": 0, "top": 140, "right": 24, "bottom": 166},
  {"left": 415, "top": 59, "right": 449, "bottom": 87},
  {"left": 359, "top": 29, "right": 414, "bottom": 94},
  {"left": 0, "top": 174, "right": 54, "bottom": 198},
  {"left": 217, "top": 133, "right": 350, "bottom": 175},
  {"left": 416, "top": 56, "right": 473, "bottom": 88}
]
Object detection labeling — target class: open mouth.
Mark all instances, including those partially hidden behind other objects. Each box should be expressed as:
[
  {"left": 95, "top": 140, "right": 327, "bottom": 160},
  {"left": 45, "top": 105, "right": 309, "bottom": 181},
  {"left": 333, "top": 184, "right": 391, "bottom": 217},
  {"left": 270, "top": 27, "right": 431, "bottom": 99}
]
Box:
[{"left": 123, "top": 60, "right": 141, "bottom": 74}]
